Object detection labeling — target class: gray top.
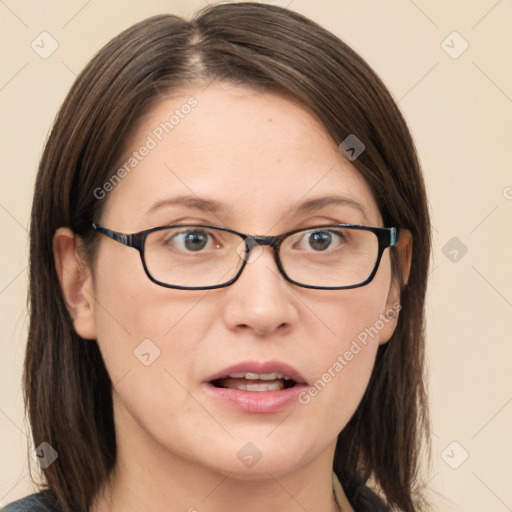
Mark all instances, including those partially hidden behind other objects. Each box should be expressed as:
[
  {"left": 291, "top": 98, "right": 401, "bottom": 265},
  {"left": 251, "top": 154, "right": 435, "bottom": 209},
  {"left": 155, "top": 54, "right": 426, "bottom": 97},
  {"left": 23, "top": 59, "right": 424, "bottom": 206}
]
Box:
[
  {"left": 1, "top": 481, "right": 387, "bottom": 511},
  {"left": 1, "top": 492, "right": 58, "bottom": 512}
]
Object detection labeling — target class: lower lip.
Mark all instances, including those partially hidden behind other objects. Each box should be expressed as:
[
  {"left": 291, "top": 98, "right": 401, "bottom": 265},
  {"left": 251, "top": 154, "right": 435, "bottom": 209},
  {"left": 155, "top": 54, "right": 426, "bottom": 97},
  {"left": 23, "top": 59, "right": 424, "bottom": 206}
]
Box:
[{"left": 202, "top": 382, "right": 307, "bottom": 414}]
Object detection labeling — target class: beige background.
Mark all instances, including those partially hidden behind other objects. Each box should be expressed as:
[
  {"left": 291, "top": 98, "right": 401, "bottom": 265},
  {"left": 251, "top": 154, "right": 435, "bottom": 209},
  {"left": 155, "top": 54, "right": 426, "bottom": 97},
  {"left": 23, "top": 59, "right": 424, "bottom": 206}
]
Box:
[{"left": 1, "top": 1, "right": 511, "bottom": 510}]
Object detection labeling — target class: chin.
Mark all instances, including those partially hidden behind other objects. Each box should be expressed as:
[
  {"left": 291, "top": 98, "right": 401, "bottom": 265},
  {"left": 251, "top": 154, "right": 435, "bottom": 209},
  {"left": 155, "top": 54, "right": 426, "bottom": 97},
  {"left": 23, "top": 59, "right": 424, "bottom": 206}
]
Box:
[{"left": 192, "top": 438, "right": 317, "bottom": 480}]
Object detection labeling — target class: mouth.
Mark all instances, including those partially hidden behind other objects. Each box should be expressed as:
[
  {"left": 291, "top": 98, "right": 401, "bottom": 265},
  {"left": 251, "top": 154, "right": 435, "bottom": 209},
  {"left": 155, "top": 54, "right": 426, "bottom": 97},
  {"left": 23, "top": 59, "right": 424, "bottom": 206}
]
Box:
[
  {"left": 203, "top": 361, "right": 308, "bottom": 413},
  {"left": 204, "top": 360, "right": 307, "bottom": 392},
  {"left": 211, "top": 372, "right": 297, "bottom": 391}
]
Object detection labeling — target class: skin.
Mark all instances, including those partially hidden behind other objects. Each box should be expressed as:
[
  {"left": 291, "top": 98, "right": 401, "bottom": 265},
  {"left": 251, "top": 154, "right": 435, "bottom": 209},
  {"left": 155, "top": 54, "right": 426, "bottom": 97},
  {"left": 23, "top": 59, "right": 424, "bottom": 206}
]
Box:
[{"left": 54, "top": 83, "right": 412, "bottom": 512}]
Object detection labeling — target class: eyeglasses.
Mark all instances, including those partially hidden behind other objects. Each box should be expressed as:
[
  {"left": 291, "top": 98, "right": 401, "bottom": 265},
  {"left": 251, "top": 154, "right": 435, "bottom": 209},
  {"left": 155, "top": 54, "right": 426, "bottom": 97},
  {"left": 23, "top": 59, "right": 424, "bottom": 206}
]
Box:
[{"left": 92, "top": 223, "right": 398, "bottom": 290}]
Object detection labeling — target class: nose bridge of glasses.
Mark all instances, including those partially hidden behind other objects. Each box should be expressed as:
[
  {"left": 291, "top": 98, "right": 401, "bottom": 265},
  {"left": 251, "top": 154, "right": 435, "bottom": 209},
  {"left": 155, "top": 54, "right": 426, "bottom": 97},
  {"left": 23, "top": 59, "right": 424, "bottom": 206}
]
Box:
[
  {"left": 245, "top": 235, "right": 278, "bottom": 249},
  {"left": 243, "top": 235, "right": 282, "bottom": 260},
  {"left": 237, "top": 235, "right": 281, "bottom": 268}
]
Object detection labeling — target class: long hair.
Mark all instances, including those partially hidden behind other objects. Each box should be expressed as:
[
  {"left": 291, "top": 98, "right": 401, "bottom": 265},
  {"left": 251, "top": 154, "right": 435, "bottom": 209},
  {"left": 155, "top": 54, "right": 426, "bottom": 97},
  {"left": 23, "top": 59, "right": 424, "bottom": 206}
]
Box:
[{"left": 25, "top": 3, "right": 431, "bottom": 511}]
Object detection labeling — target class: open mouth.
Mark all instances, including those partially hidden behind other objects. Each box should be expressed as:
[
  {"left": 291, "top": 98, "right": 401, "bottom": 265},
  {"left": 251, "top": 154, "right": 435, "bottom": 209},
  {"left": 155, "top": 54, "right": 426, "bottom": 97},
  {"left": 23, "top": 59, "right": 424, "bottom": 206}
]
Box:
[{"left": 211, "top": 372, "right": 297, "bottom": 391}]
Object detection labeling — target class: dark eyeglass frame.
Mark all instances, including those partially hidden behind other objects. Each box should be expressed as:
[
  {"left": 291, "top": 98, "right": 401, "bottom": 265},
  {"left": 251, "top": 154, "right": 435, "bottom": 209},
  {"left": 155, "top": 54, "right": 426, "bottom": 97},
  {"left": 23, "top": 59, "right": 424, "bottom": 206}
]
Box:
[{"left": 92, "top": 223, "right": 398, "bottom": 291}]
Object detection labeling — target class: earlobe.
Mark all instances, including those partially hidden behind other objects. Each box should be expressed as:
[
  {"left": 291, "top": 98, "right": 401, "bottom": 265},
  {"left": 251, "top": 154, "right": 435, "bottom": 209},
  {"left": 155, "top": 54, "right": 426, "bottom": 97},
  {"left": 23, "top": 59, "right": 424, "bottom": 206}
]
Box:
[
  {"left": 53, "top": 227, "right": 97, "bottom": 340},
  {"left": 378, "top": 228, "right": 413, "bottom": 345}
]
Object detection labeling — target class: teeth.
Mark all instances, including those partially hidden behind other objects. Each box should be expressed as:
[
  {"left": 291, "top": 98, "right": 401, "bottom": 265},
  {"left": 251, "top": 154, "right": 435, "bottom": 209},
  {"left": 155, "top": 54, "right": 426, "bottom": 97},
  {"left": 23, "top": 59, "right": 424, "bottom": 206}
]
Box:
[
  {"left": 228, "top": 372, "right": 292, "bottom": 380},
  {"left": 246, "top": 382, "right": 283, "bottom": 391},
  {"left": 231, "top": 382, "right": 285, "bottom": 391}
]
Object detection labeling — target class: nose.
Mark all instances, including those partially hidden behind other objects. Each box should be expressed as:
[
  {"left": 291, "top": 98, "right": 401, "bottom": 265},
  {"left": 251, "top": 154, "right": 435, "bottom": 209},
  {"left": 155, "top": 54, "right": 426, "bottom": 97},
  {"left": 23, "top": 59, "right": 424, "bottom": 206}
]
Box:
[{"left": 222, "top": 245, "right": 299, "bottom": 336}]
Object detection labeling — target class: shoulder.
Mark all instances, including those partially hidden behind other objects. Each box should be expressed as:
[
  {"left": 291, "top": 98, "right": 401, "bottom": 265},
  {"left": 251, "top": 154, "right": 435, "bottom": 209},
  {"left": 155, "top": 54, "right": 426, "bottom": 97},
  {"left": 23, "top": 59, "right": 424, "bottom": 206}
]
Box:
[
  {"left": 334, "top": 471, "right": 388, "bottom": 512},
  {"left": 347, "top": 484, "right": 389, "bottom": 512},
  {"left": 1, "top": 491, "right": 60, "bottom": 512}
]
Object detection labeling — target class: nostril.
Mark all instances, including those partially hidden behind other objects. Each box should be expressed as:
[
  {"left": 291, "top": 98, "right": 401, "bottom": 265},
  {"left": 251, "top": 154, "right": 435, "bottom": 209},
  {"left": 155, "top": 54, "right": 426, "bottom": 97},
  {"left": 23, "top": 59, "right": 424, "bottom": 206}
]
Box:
[{"left": 250, "top": 322, "right": 290, "bottom": 337}]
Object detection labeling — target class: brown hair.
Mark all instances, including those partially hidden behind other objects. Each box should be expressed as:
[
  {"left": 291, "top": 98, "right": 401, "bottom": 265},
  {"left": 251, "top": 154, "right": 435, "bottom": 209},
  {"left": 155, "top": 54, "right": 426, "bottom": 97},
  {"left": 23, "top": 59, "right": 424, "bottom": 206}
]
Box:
[{"left": 25, "top": 3, "right": 430, "bottom": 511}]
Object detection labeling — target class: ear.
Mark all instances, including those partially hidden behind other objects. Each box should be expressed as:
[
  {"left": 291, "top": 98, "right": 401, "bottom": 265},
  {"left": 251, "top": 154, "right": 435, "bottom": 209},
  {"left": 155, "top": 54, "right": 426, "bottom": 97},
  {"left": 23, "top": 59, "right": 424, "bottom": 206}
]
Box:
[
  {"left": 53, "top": 227, "right": 97, "bottom": 340},
  {"left": 378, "top": 229, "right": 412, "bottom": 345}
]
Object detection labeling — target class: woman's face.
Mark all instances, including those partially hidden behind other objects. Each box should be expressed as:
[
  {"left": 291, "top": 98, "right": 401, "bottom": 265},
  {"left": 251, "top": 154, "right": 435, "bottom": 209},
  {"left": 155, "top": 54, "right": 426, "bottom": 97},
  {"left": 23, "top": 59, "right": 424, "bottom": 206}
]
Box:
[{"left": 69, "top": 83, "right": 402, "bottom": 479}]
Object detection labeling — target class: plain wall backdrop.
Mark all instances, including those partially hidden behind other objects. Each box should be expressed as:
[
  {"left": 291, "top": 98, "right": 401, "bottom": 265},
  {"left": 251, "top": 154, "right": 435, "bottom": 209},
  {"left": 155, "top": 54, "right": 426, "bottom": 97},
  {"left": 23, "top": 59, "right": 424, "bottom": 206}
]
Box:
[{"left": 1, "top": 1, "right": 511, "bottom": 510}]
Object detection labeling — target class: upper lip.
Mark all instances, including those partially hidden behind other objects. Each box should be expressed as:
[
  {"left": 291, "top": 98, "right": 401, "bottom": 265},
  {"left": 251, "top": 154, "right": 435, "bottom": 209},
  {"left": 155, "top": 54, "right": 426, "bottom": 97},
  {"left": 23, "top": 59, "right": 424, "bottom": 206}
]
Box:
[{"left": 204, "top": 360, "right": 307, "bottom": 384}]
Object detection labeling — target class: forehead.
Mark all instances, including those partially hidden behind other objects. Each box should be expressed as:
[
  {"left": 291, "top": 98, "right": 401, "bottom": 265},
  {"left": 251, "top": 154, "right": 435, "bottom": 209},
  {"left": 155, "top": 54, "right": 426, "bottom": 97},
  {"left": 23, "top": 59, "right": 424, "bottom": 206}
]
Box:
[{"left": 100, "top": 83, "right": 381, "bottom": 230}]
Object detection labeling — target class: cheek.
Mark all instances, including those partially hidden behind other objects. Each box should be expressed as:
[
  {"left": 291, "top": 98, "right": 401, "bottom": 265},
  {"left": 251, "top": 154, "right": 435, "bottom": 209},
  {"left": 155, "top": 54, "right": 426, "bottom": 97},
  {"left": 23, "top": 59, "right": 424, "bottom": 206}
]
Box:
[
  {"left": 296, "top": 257, "right": 393, "bottom": 421},
  {"left": 91, "top": 253, "right": 216, "bottom": 455},
  {"left": 90, "top": 246, "right": 212, "bottom": 387},
  {"left": 297, "top": 291, "right": 382, "bottom": 422},
  {"left": 303, "top": 254, "right": 392, "bottom": 356}
]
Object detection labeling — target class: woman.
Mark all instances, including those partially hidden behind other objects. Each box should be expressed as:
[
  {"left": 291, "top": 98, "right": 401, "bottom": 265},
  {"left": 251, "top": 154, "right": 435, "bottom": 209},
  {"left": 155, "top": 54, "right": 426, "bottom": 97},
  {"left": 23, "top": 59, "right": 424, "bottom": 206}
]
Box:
[{"left": 3, "top": 2, "right": 431, "bottom": 511}]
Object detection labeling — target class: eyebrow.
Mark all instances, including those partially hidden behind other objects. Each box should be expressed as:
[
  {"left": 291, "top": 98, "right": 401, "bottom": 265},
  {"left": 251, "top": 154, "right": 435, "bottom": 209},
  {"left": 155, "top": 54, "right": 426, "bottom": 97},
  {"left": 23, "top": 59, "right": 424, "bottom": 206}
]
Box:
[
  {"left": 146, "top": 194, "right": 369, "bottom": 222},
  {"left": 294, "top": 196, "right": 370, "bottom": 223},
  {"left": 146, "top": 195, "right": 224, "bottom": 215}
]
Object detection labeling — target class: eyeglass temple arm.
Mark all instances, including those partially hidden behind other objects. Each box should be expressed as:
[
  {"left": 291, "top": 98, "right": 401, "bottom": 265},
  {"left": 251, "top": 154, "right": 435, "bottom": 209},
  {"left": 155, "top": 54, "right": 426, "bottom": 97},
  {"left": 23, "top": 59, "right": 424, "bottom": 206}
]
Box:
[{"left": 92, "top": 223, "right": 132, "bottom": 247}]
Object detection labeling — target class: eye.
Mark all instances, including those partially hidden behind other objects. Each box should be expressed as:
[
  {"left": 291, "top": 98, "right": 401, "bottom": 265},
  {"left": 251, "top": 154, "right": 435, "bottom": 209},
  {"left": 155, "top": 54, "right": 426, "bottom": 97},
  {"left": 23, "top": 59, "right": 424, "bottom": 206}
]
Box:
[
  {"left": 295, "top": 229, "right": 346, "bottom": 252},
  {"left": 169, "top": 229, "right": 215, "bottom": 252}
]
